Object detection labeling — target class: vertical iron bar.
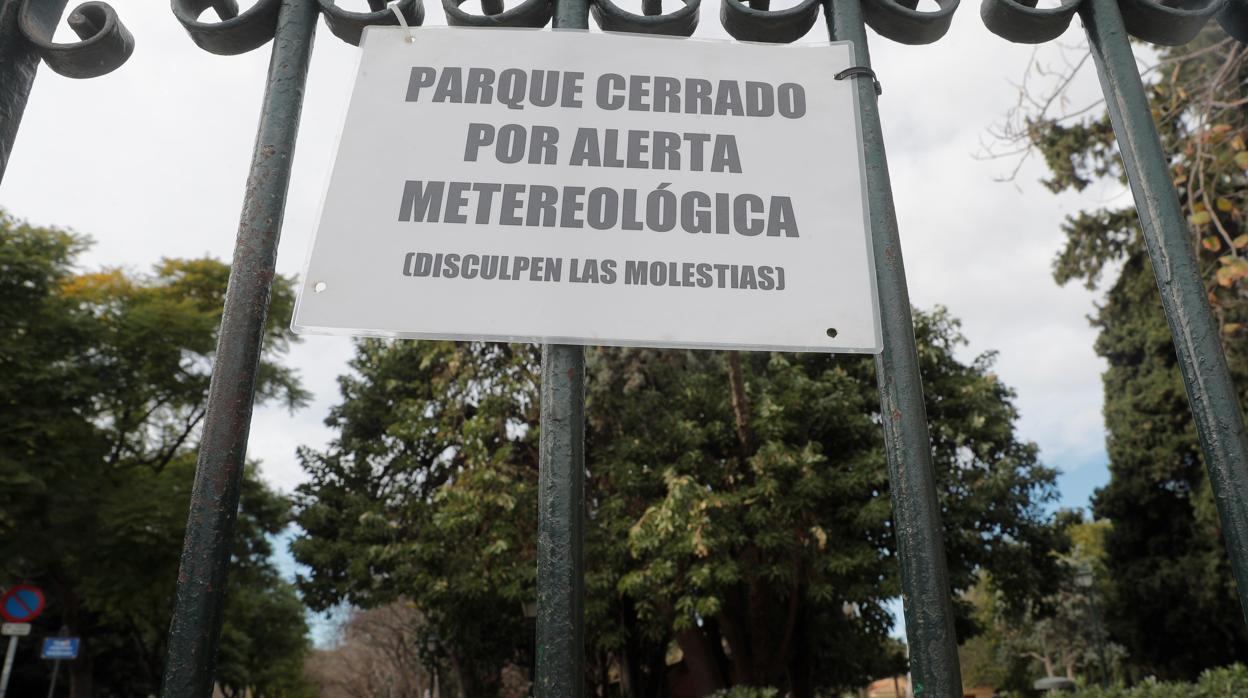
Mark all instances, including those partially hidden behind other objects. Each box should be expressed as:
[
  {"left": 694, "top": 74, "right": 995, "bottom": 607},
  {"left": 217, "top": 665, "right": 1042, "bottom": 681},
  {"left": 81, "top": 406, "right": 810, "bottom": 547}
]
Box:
[
  {"left": 826, "top": 1, "right": 963, "bottom": 695},
  {"left": 553, "top": 0, "right": 590, "bottom": 28},
  {"left": 0, "top": 0, "right": 51, "bottom": 184},
  {"left": 536, "top": 343, "right": 586, "bottom": 698},
  {"left": 159, "top": 0, "right": 317, "bottom": 695},
  {"left": 535, "top": 7, "right": 588, "bottom": 698},
  {"left": 1082, "top": 0, "right": 1248, "bottom": 624}
]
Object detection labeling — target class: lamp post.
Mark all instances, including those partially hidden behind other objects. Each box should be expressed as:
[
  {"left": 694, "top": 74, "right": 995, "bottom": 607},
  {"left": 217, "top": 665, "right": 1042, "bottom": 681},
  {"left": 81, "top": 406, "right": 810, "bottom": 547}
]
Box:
[{"left": 1073, "top": 566, "right": 1111, "bottom": 686}]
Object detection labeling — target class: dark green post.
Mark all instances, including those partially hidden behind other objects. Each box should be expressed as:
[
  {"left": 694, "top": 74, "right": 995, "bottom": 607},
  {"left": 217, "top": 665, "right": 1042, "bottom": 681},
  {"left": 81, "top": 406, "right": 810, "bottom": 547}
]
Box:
[
  {"left": 535, "top": 8, "right": 589, "bottom": 698},
  {"left": 535, "top": 6, "right": 590, "bottom": 697},
  {"left": 826, "top": 1, "right": 964, "bottom": 694},
  {"left": 160, "top": 0, "right": 318, "bottom": 695},
  {"left": 536, "top": 343, "right": 586, "bottom": 697},
  {"left": 0, "top": 0, "right": 41, "bottom": 182},
  {"left": 1081, "top": 0, "right": 1248, "bottom": 624}
]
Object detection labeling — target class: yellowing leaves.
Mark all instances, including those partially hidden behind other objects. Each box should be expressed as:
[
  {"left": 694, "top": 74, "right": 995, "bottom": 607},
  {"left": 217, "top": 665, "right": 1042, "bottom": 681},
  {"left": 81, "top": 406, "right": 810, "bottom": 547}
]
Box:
[
  {"left": 810, "top": 526, "right": 828, "bottom": 552},
  {"left": 1216, "top": 257, "right": 1248, "bottom": 287},
  {"left": 1202, "top": 236, "right": 1222, "bottom": 251},
  {"left": 1224, "top": 323, "right": 1244, "bottom": 336},
  {"left": 1234, "top": 234, "right": 1248, "bottom": 250},
  {"left": 59, "top": 269, "right": 134, "bottom": 300},
  {"left": 1217, "top": 198, "right": 1235, "bottom": 212},
  {"left": 1236, "top": 151, "right": 1248, "bottom": 169},
  {"left": 1189, "top": 210, "right": 1213, "bottom": 226}
]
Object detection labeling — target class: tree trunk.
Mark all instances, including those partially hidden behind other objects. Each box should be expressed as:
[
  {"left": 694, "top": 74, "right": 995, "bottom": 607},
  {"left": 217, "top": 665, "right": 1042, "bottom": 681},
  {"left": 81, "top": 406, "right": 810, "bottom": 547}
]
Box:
[
  {"left": 449, "top": 652, "right": 476, "bottom": 698},
  {"left": 769, "top": 579, "right": 802, "bottom": 680},
  {"left": 648, "top": 646, "right": 668, "bottom": 698},
  {"left": 725, "top": 352, "right": 753, "bottom": 458},
  {"left": 70, "top": 649, "right": 93, "bottom": 698},
  {"left": 746, "top": 574, "right": 775, "bottom": 683},
  {"left": 674, "top": 627, "right": 726, "bottom": 695},
  {"left": 786, "top": 602, "right": 814, "bottom": 698},
  {"left": 619, "top": 646, "right": 642, "bottom": 698},
  {"left": 56, "top": 581, "right": 92, "bottom": 698},
  {"left": 717, "top": 589, "right": 756, "bottom": 685}
]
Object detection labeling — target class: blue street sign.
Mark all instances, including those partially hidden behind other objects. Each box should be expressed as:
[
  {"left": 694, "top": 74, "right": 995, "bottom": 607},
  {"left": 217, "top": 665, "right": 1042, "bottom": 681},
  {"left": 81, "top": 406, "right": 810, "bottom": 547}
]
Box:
[{"left": 40, "top": 638, "right": 79, "bottom": 661}]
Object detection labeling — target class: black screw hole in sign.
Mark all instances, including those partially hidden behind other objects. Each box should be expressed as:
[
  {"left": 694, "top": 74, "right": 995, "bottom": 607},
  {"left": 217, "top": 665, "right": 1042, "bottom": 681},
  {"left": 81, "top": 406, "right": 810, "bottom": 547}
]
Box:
[{"left": 826, "top": 328, "right": 838, "bottom": 338}]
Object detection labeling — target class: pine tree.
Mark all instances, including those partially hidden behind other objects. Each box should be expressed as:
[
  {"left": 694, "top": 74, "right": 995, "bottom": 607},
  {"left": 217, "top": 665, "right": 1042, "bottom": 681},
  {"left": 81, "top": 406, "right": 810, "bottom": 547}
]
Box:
[{"left": 1022, "top": 29, "right": 1248, "bottom": 679}]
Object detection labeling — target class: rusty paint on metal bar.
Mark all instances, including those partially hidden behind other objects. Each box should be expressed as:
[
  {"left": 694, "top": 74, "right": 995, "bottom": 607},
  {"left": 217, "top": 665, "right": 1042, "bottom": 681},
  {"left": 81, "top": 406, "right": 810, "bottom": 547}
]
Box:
[
  {"left": 160, "top": 0, "right": 317, "bottom": 695},
  {"left": 535, "top": 4, "right": 588, "bottom": 696},
  {"left": 1081, "top": 0, "right": 1248, "bottom": 626},
  {"left": 825, "top": 0, "right": 964, "bottom": 694}
]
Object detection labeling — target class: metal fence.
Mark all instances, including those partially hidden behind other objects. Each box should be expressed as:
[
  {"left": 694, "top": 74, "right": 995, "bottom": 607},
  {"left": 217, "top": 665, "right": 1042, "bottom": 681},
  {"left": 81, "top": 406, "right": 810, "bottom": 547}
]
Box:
[{"left": 1, "top": 0, "right": 1245, "bottom": 695}]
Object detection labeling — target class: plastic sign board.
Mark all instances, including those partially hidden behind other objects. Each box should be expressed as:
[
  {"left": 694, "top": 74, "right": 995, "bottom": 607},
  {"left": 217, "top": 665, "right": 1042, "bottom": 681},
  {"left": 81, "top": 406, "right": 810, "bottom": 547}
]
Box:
[
  {"left": 41, "top": 638, "right": 80, "bottom": 660},
  {"left": 0, "top": 585, "right": 44, "bottom": 623},
  {"left": 295, "top": 28, "right": 880, "bottom": 353},
  {"left": 0, "top": 624, "right": 30, "bottom": 637}
]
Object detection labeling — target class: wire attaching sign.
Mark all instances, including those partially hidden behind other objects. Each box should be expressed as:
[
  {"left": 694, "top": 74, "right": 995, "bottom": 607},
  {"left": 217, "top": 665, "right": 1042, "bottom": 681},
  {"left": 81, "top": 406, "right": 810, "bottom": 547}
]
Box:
[{"left": 294, "top": 27, "right": 880, "bottom": 353}]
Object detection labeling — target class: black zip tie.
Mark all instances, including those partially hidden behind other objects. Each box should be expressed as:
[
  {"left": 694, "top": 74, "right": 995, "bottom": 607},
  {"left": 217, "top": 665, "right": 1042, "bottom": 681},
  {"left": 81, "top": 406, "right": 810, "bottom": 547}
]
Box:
[{"left": 834, "top": 66, "right": 882, "bottom": 96}]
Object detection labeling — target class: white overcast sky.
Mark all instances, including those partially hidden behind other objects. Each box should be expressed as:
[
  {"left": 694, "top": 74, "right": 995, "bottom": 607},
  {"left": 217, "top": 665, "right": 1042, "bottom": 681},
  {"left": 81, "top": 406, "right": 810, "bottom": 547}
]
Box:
[{"left": 3, "top": 1, "right": 1126, "bottom": 515}]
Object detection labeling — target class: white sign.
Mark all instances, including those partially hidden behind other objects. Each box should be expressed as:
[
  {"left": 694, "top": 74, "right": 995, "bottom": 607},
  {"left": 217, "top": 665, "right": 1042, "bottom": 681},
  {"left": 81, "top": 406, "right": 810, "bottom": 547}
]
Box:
[
  {"left": 0, "top": 624, "right": 30, "bottom": 637},
  {"left": 294, "top": 28, "right": 880, "bottom": 353}
]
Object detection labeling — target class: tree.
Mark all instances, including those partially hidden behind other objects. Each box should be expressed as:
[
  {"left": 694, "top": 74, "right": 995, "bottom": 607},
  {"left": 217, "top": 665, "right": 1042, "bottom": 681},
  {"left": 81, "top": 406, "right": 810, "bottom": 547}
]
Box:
[
  {"left": 961, "top": 518, "right": 1125, "bottom": 692},
  {"left": 1011, "top": 29, "right": 1248, "bottom": 679},
  {"left": 305, "top": 602, "right": 437, "bottom": 698},
  {"left": 0, "top": 211, "right": 311, "bottom": 696},
  {"left": 293, "top": 308, "right": 1064, "bottom": 696}
]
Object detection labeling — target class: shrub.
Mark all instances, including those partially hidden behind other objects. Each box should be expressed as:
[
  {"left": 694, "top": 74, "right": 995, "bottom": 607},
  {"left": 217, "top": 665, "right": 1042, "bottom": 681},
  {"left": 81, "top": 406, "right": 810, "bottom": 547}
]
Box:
[{"left": 1066, "top": 664, "right": 1248, "bottom": 698}]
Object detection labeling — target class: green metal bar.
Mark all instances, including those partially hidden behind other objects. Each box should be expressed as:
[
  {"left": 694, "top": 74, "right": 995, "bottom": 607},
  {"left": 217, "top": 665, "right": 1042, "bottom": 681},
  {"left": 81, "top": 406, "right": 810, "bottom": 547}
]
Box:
[
  {"left": 553, "top": 0, "right": 590, "bottom": 28},
  {"left": 825, "top": 1, "right": 963, "bottom": 695},
  {"left": 160, "top": 0, "right": 318, "bottom": 695},
  {"left": 0, "top": 0, "right": 44, "bottom": 183},
  {"left": 536, "top": 344, "right": 586, "bottom": 697},
  {"left": 1081, "top": 0, "right": 1248, "bottom": 624},
  {"left": 535, "top": 5, "right": 588, "bottom": 697}
]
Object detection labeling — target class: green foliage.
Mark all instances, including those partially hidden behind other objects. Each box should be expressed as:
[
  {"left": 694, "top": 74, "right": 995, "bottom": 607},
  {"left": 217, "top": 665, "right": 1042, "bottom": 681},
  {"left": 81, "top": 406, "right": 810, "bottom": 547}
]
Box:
[
  {"left": 708, "top": 688, "right": 780, "bottom": 698},
  {"left": 293, "top": 308, "right": 1062, "bottom": 695},
  {"left": 961, "top": 518, "right": 1124, "bottom": 693},
  {"left": 1064, "top": 664, "right": 1248, "bottom": 698},
  {"left": 1023, "top": 29, "right": 1248, "bottom": 680},
  {"left": 0, "top": 212, "right": 310, "bottom": 696},
  {"left": 1092, "top": 255, "right": 1248, "bottom": 678}
]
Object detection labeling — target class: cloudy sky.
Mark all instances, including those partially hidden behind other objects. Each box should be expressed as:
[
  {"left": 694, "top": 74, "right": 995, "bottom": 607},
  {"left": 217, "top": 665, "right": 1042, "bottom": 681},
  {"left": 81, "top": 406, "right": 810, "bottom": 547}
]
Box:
[{"left": 6, "top": 2, "right": 1122, "bottom": 544}]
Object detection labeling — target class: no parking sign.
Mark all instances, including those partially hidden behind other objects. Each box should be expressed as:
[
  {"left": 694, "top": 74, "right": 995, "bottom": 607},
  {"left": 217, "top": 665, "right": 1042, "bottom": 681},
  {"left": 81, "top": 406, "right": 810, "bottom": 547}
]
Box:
[{"left": 0, "top": 586, "right": 44, "bottom": 624}]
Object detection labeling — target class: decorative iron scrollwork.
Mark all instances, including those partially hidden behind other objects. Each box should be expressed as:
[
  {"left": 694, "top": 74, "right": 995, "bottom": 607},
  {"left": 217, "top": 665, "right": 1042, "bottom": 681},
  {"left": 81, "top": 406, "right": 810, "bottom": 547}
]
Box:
[
  {"left": 172, "top": 0, "right": 283, "bottom": 55},
  {"left": 19, "top": 0, "right": 133, "bottom": 78},
  {"left": 1221, "top": 0, "right": 1248, "bottom": 41},
  {"left": 443, "top": 0, "right": 553, "bottom": 27},
  {"left": 592, "top": 0, "right": 700, "bottom": 36},
  {"left": 981, "top": 0, "right": 1229, "bottom": 45},
  {"left": 1118, "top": 0, "right": 1224, "bottom": 45},
  {"left": 720, "top": 0, "right": 821, "bottom": 43},
  {"left": 320, "top": 0, "right": 424, "bottom": 45},
  {"left": 860, "top": 0, "right": 959, "bottom": 45},
  {"left": 980, "top": 0, "right": 1078, "bottom": 43}
]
